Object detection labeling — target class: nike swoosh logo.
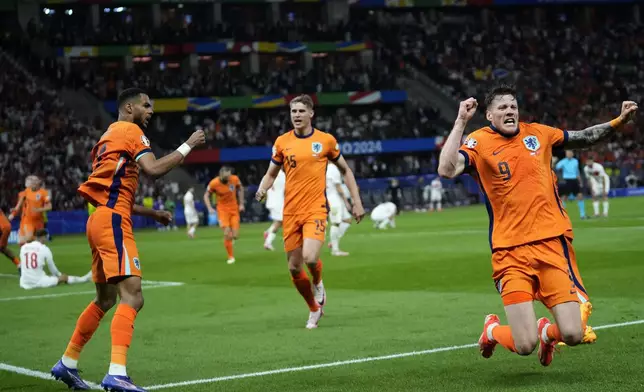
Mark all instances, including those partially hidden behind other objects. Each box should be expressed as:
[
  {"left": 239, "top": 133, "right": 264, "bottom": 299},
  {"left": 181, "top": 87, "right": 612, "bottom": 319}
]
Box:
[{"left": 492, "top": 148, "right": 505, "bottom": 156}]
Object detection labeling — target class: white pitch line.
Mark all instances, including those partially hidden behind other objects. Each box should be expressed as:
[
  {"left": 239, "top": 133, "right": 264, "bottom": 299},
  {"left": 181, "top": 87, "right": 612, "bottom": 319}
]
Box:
[
  {"left": 143, "top": 319, "right": 644, "bottom": 390},
  {"left": 1, "top": 319, "right": 642, "bottom": 390},
  {"left": 0, "top": 281, "right": 184, "bottom": 302},
  {"left": 0, "top": 363, "right": 102, "bottom": 390}
]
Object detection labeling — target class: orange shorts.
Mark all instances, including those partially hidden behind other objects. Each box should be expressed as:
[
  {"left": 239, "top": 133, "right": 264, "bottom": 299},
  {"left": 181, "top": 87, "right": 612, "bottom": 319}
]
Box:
[
  {"left": 283, "top": 212, "right": 327, "bottom": 252},
  {"left": 492, "top": 235, "right": 587, "bottom": 309},
  {"left": 19, "top": 219, "right": 44, "bottom": 243},
  {"left": 87, "top": 207, "right": 141, "bottom": 283},
  {"left": 0, "top": 213, "right": 11, "bottom": 248},
  {"left": 218, "top": 210, "right": 240, "bottom": 230}
]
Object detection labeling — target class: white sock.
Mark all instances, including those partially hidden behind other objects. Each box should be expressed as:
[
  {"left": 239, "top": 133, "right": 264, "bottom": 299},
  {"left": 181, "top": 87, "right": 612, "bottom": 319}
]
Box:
[
  {"left": 603, "top": 201, "right": 609, "bottom": 215},
  {"left": 486, "top": 323, "right": 499, "bottom": 342},
  {"left": 541, "top": 323, "right": 552, "bottom": 343},
  {"left": 378, "top": 220, "right": 388, "bottom": 229},
  {"left": 266, "top": 231, "right": 276, "bottom": 246},
  {"left": 338, "top": 222, "right": 350, "bottom": 238},
  {"left": 61, "top": 356, "right": 78, "bottom": 369},
  {"left": 436, "top": 201, "right": 442, "bottom": 210},
  {"left": 67, "top": 275, "right": 87, "bottom": 284},
  {"left": 389, "top": 218, "right": 396, "bottom": 228},
  {"left": 593, "top": 201, "right": 600, "bottom": 216},
  {"left": 188, "top": 226, "right": 196, "bottom": 236},
  {"left": 108, "top": 363, "right": 127, "bottom": 376},
  {"left": 330, "top": 225, "right": 340, "bottom": 251}
]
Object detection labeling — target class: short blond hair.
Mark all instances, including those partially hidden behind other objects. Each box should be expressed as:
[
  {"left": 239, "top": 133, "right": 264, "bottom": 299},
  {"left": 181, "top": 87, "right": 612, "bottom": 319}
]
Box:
[{"left": 289, "top": 94, "right": 314, "bottom": 110}]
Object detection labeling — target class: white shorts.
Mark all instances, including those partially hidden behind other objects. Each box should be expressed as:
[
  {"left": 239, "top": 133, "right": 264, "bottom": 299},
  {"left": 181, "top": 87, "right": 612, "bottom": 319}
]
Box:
[
  {"left": 269, "top": 205, "right": 284, "bottom": 221},
  {"left": 328, "top": 195, "right": 351, "bottom": 224},
  {"left": 20, "top": 275, "right": 59, "bottom": 290},
  {"left": 184, "top": 210, "right": 199, "bottom": 225},
  {"left": 591, "top": 183, "right": 610, "bottom": 197},
  {"left": 430, "top": 191, "right": 442, "bottom": 202},
  {"left": 371, "top": 203, "right": 396, "bottom": 222}
]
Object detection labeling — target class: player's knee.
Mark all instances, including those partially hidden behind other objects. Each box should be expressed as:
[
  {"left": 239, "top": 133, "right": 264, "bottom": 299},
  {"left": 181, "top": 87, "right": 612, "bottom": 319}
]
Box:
[
  {"left": 95, "top": 297, "right": 117, "bottom": 312},
  {"left": 302, "top": 252, "right": 317, "bottom": 266},
  {"left": 560, "top": 327, "right": 583, "bottom": 346},
  {"left": 514, "top": 337, "right": 538, "bottom": 355}
]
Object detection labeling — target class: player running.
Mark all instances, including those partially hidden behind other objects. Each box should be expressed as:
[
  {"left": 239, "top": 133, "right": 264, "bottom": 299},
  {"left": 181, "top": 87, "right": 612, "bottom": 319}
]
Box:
[
  {"left": 438, "top": 85, "right": 636, "bottom": 366},
  {"left": 19, "top": 229, "right": 92, "bottom": 290},
  {"left": 370, "top": 201, "right": 397, "bottom": 230},
  {"left": 255, "top": 94, "right": 365, "bottom": 329},
  {"left": 584, "top": 157, "right": 611, "bottom": 218},
  {"left": 204, "top": 167, "right": 245, "bottom": 264},
  {"left": 51, "top": 88, "right": 205, "bottom": 392},
  {"left": 555, "top": 150, "right": 586, "bottom": 219},
  {"left": 264, "top": 169, "right": 285, "bottom": 251},
  {"left": 183, "top": 187, "right": 199, "bottom": 238},
  {"left": 12, "top": 176, "right": 52, "bottom": 245},
  {"left": 326, "top": 162, "right": 352, "bottom": 256}
]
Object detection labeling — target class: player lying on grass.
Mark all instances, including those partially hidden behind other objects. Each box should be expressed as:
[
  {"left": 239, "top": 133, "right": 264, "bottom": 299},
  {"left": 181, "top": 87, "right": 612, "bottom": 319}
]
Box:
[
  {"left": 19, "top": 229, "right": 92, "bottom": 290},
  {"left": 438, "top": 84, "right": 635, "bottom": 366}
]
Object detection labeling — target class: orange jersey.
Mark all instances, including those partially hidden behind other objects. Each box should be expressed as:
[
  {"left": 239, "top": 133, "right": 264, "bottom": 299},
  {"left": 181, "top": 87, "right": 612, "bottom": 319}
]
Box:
[
  {"left": 21, "top": 188, "right": 50, "bottom": 221},
  {"left": 78, "top": 121, "right": 152, "bottom": 218},
  {"left": 271, "top": 128, "right": 341, "bottom": 216},
  {"left": 459, "top": 122, "right": 572, "bottom": 250},
  {"left": 207, "top": 175, "right": 241, "bottom": 214}
]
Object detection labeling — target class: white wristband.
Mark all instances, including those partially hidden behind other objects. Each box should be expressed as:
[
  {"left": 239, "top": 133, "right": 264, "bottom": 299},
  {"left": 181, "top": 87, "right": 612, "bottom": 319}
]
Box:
[{"left": 176, "top": 143, "right": 192, "bottom": 157}]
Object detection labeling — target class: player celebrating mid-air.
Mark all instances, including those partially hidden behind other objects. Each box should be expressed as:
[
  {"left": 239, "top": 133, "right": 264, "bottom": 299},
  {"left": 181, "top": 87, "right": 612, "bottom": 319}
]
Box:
[
  {"left": 264, "top": 169, "right": 285, "bottom": 251},
  {"left": 555, "top": 150, "right": 586, "bottom": 219},
  {"left": 51, "top": 88, "right": 205, "bottom": 392},
  {"left": 204, "top": 167, "right": 245, "bottom": 264},
  {"left": 584, "top": 157, "right": 611, "bottom": 218},
  {"left": 255, "top": 95, "right": 365, "bottom": 329},
  {"left": 326, "top": 162, "right": 352, "bottom": 256},
  {"left": 19, "top": 229, "right": 92, "bottom": 290},
  {"left": 11, "top": 175, "right": 52, "bottom": 245},
  {"left": 438, "top": 85, "right": 636, "bottom": 366},
  {"left": 183, "top": 187, "right": 199, "bottom": 238}
]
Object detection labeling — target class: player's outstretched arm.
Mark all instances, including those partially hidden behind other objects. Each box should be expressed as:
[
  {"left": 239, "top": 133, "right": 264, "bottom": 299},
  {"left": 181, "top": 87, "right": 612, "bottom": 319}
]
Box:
[
  {"left": 566, "top": 101, "right": 638, "bottom": 149},
  {"left": 256, "top": 162, "right": 281, "bottom": 202},
  {"left": 334, "top": 156, "right": 365, "bottom": 223},
  {"left": 438, "top": 98, "right": 477, "bottom": 178},
  {"left": 137, "top": 129, "right": 205, "bottom": 178},
  {"left": 133, "top": 204, "right": 172, "bottom": 225}
]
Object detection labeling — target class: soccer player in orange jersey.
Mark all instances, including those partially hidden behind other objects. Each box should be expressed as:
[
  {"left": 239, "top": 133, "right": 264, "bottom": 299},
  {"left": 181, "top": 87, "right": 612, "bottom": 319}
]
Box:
[
  {"left": 50, "top": 88, "right": 205, "bottom": 392},
  {"left": 11, "top": 175, "right": 51, "bottom": 245},
  {"left": 438, "top": 85, "right": 636, "bottom": 366},
  {"left": 0, "top": 210, "right": 20, "bottom": 271},
  {"left": 204, "top": 166, "right": 245, "bottom": 264},
  {"left": 255, "top": 95, "right": 365, "bottom": 329}
]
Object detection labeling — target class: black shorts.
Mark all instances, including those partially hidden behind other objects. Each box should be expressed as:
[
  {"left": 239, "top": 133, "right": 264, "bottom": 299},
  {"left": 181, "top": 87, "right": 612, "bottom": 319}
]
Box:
[{"left": 559, "top": 179, "right": 581, "bottom": 196}]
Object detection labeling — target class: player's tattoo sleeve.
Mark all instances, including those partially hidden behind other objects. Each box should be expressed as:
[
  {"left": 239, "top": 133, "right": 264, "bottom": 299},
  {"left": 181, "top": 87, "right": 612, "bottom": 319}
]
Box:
[{"left": 566, "top": 122, "right": 615, "bottom": 149}]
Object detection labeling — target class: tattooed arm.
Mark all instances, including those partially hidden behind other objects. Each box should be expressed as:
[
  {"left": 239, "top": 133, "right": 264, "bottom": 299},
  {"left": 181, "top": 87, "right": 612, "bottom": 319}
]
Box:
[{"left": 565, "top": 101, "right": 638, "bottom": 149}]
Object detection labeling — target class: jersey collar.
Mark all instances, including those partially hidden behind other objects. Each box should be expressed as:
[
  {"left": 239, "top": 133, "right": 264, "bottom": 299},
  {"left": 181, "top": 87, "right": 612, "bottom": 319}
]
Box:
[
  {"left": 294, "top": 128, "right": 316, "bottom": 139},
  {"left": 489, "top": 124, "right": 520, "bottom": 139}
]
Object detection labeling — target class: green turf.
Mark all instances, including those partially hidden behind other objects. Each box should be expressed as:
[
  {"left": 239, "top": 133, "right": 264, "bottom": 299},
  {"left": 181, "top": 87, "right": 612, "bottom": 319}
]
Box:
[{"left": 1, "top": 197, "right": 643, "bottom": 392}]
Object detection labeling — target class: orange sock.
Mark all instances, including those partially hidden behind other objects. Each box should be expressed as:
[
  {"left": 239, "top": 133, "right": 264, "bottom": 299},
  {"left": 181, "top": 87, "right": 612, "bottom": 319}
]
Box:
[
  {"left": 546, "top": 323, "right": 562, "bottom": 342},
  {"left": 12, "top": 257, "right": 19, "bottom": 267},
  {"left": 291, "top": 269, "right": 319, "bottom": 312},
  {"left": 63, "top": 302, "right": 105, "bottom": 366},
  {"left": 492, "top": 325, "right": 516, "bottom": 353},
  {"left": 224, "top": 239, "right": 234, "bottom": 258},
  {"left": 307, "top": 259, "right": 323, "bottom": 285},
  {"left": 109, "top": 304, "right": 138, "bottom": 374}
]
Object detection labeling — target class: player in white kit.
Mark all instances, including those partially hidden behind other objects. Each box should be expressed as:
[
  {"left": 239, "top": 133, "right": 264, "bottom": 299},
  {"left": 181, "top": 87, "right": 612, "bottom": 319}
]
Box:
[
  {"left": 583, "top": 158, "right": 611, "bottom": 217},
  {"left": 184, "top": 187, "right": 199, "bottom": 238},
  {"left": 326, "top": 163, "right": 352, "bottom": 256},
  {"left": 370, "top": 202, "right": 398, "bottom": 230},
  {"left": 19, "top": 230, "right": 92, "bottom": 290},
  {"left": 427, "top": 177, "right": 443, "bottom": 212},
  {"left": 264, "top": 170, "right": 285, "bottom": 251}
]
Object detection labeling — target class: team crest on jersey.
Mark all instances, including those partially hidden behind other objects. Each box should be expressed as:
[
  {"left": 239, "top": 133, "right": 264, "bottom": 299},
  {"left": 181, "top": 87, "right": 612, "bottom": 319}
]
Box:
[
  {"left": 312, "top": 142, "right": 323, "bottom": 154},
  {"left": 464, "top": 138, "right": 477, "bottom": 149},
  {"left": 133, "top": 257, "right": 141, "bottom": 270},
  {"left": 35, "top": 193, "right": 41, "bottom": 201},
  {"left": 140, "top": 135, "right": 150, "bottom": 147},
  {"left": 523, "top": 136, "right": 540, "bottom": 152},
  {"left": 229, "top": 184, "right": 235, "bottom": 191}
]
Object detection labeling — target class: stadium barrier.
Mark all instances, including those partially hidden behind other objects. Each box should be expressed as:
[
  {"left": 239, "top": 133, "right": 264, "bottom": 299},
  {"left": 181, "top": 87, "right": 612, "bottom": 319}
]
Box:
[{"left": 6, "top": 185, "right": 643, "bottom": 243}]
